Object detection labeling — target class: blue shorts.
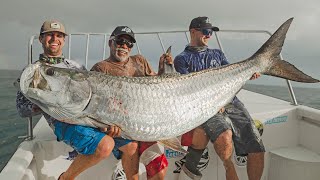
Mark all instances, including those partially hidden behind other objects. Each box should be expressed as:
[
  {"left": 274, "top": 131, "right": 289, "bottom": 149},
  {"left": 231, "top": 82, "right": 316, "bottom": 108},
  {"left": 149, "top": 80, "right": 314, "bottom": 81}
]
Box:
[{"left": 53, "top": 121, "right": 132, "bottom": 159}]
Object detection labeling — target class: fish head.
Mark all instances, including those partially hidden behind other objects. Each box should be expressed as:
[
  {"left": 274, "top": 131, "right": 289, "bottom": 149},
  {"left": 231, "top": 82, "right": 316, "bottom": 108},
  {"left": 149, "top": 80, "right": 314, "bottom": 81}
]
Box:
[{"left": 20, "top": 62, "right": 92, "bottom": 119}]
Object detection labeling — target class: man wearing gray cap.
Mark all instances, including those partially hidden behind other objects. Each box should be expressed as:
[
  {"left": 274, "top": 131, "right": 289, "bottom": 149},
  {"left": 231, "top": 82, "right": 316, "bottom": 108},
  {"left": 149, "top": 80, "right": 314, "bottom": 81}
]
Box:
[
  {"left": 16, "top": 20, "right": 121, "bottom": 180},
  {"left": 174, "top": 16, "right": 265, "bottom": 180}
]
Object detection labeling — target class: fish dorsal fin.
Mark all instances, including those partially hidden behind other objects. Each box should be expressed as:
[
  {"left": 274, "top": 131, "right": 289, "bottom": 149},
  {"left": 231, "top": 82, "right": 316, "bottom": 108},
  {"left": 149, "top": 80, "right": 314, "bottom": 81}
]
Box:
[
  {"left": 162, "top": 45, "right": 179, "bottom": 75},
  {"left": 160, "top": 72, "right": 181, "bottom": 78},
  {"left": 158, "top": 138, "right": 188, "bottom": 154}
]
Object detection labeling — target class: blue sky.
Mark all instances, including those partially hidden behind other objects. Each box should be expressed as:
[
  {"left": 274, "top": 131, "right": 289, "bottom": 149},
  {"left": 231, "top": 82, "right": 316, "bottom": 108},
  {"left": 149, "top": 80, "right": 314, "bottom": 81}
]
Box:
[{"left": 0, "top": 0, "right": 319, "bottom": 88}]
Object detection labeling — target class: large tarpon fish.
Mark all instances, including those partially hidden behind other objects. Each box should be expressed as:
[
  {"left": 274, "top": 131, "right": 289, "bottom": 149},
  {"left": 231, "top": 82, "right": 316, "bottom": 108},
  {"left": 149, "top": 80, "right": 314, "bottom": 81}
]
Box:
[{"left": 18, "top": 18, "right": 319, "bottom": 150}]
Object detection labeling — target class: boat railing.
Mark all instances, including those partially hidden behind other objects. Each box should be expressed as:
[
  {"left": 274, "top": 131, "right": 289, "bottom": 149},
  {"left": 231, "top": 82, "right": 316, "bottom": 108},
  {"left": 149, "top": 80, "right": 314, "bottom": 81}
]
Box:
[{"left": 23, "top": 29, "right": 298, "bottom": 140}]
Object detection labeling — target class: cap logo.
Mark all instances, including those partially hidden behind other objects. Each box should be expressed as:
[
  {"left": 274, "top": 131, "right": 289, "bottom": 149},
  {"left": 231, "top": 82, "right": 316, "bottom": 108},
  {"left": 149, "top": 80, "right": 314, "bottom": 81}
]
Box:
[
  {"left": 50, "top": 23, "right": 61, "bottom": 29},
  {"left": 121, "top": 27, "right": 132, "bottom": 33},
  {"left": 205, "top": 18, "right": 210, "bottom": 23}
]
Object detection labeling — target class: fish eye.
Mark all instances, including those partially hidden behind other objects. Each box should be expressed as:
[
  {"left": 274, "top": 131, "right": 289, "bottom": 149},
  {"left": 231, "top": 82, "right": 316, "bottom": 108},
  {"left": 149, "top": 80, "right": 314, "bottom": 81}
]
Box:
[{"left": 46, "top": 68, "right": 55, "bottom": 76}]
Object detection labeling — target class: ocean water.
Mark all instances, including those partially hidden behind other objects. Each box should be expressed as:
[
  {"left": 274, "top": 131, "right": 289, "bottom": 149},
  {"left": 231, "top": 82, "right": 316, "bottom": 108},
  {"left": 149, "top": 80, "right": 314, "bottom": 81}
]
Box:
[{"left": 0, "top": 69, "right": 319, "bottom": 171}]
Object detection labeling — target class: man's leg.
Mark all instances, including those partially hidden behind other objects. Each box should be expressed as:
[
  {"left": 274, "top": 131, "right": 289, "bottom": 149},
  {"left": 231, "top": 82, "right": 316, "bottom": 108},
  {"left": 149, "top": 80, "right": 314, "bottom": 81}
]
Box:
[
  {"left": 60, "top": 135, "right": 114, "bottom": 180},
  {"left": 178, "top": 126, "right": 210, "bottom": 180},
  {"left": 213, "top": 130, "right": 238, "bottom": 180},
  {"left": 184, "top": 127, "right": 209, "bottom": 175},
  {"left": 201, "top": 112, "right": 239, "bottom": 180},
  {"left": 53, "top": 121, "right": 115, "bottom": 180},
  {"left": 119, "top": 141, "right": 139, "bottom": 180},
  {"left": 247, "top": 152, "right": 264, "bottom": 180},
  {"left": 139, "top": 142, "right": 169, "bottom": 180},
  {"left": 225, "top": 101, "right": 265, "bottom": 180},
  {"left": 148, "top": 162, "right": 168, "bottom": 180}
]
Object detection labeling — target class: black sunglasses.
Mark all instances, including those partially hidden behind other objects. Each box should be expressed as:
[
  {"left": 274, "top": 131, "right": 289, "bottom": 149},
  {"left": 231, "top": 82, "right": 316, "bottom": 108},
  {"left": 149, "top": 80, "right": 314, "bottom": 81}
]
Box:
[
  {"left": 114, "top": 38, "right": 134, "bottom": 48},
  {"left": 195, "top": 28, "right": 214, "bottom": 36}
]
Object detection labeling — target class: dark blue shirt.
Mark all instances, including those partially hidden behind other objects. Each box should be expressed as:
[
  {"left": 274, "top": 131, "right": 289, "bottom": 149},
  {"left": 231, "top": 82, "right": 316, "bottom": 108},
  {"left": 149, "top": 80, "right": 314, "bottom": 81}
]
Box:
[
  {"left": 174, "top": 46, "right": 239, "bottom": 103},
  {"left": 174, "top": 47, "right": 229, "bottom": 74}
]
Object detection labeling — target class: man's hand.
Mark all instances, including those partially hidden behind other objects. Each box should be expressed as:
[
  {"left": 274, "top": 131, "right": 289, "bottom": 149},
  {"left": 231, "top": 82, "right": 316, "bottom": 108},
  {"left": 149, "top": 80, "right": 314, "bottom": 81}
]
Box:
[
  {"left": 159, "top": 53, "right": 173, "bottom": 67},
  {"left": 250, "top": 72, "right": 261, "bottom": 80},
  {"left": 158, "top": 53, "right": 173, "bottom": 74},
  {"left": 218, "top": 107, "right": 225, "bottom": 113},
  {"left": 161, "top": 53, "right": 173, "bottom": 65},
  {"left": 32, "top": 104, "right": 42, "bottom": 113},
  {"left": 100, "top": 125, "right": 121, "bottom": 137}
]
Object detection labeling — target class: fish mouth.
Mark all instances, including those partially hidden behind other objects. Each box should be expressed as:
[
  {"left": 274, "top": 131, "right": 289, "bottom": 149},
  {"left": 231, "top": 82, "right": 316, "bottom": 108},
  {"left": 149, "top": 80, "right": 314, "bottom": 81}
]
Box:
[
  {"left": 20, "top": 63, "right": 40, "bottom": 95},
  {"left": 20, "top": 63, "right": 53, "bottom": 96},
  {"left": 31, "top": 67, "right": 49, "bottom": 90}
]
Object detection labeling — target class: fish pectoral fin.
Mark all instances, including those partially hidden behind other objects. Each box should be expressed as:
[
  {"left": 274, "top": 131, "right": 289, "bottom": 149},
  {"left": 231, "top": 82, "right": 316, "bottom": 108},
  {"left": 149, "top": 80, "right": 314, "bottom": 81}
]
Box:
[
  {"left": 158, "top": 138, "right": 188, "bottom": 154},
  {"left": 50, "top": 106, "right": 75, "bottom": 120},
  {"left": 74, "top": 113, "right": 112, "bottom": 129}
]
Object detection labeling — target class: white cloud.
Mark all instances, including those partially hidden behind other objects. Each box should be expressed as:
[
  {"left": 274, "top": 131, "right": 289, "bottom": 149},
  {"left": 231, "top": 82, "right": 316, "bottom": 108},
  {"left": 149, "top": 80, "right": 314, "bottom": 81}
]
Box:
[{"left": 0, "top": 0, "right": 319, "bottom": 73}]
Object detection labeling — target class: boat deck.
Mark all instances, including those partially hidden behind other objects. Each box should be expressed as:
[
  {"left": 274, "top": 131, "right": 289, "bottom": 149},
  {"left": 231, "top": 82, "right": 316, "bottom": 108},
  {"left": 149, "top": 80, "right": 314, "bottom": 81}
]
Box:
[{"left": 2, "top": 89, "right": 320, "bottom": 180}]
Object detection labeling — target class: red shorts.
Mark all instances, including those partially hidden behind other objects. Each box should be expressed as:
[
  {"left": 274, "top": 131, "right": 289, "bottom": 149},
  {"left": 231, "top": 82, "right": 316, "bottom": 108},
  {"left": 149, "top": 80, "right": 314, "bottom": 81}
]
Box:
[
  {"left": 139, "top": 142, "right": 168, "bottom": 178},
  {"left": 181, "top": 129, "right": 194, "bottom": 146}
]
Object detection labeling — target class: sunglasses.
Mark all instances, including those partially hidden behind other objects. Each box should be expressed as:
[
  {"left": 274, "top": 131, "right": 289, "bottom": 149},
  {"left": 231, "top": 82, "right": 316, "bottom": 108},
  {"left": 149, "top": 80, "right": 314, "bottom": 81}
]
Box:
[
  {"left": 114, "top": 38, "right": 134, "bottom": 48},
  {"left": 196, "top": 28, "right": 214, "bottom": 36}
]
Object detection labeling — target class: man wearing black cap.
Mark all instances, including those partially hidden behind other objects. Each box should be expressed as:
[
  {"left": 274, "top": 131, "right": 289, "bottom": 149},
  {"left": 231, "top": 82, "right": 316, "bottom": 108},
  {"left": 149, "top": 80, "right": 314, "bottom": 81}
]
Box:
[
  {"left": 174, "top": 17, "right": 265, "bottom": 180},
  {"left": 91, "top": 26, "right": 172, "bottom": 180}
]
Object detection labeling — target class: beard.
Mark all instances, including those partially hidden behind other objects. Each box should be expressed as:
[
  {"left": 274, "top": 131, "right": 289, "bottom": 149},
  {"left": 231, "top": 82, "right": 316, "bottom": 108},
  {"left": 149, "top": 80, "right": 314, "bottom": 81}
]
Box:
[{"left": 112, "top": 48, "right": 129, "bottom": 62}]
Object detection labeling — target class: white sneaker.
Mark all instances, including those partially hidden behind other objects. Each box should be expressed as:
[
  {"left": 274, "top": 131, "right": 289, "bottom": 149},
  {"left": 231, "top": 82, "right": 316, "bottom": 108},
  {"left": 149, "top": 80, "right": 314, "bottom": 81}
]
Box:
[
  {"left": 178, "top": 164, "right": 202, "bottom": 180},
  {"left": 112, "top": 161, "right": 127, "bottom": 180}
]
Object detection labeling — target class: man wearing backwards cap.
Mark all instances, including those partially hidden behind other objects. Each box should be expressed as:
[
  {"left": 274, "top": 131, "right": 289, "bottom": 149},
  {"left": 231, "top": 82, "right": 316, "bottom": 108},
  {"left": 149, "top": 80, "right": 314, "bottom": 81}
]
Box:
[
  {"left": 91, "top": 26, "right": 172, "bottom": 180},
  {"left": 16, "top": 20, "right": 121, "bottom": 180},
  {"left": 174, "top": 16, "right": 265, "bottom": 180}
]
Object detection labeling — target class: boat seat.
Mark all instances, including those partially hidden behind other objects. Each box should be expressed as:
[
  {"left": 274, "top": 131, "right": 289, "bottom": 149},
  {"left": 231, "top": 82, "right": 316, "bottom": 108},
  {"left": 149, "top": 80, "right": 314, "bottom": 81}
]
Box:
[{"left": 268, "top": 146, "right": 320, "bottom": 180}]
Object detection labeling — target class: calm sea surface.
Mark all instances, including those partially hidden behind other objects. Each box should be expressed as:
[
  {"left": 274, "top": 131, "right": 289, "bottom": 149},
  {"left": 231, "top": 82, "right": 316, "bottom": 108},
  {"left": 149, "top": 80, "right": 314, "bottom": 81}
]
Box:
[{"left": 0, "top": 69, "right": 319, "bottom": 171}]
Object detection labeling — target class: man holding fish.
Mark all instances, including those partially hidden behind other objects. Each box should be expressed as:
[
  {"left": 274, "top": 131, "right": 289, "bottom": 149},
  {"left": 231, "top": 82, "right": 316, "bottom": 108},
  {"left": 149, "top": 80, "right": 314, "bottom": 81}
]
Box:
[
  {"left": 16, "top": 21, "right": 171, "bottom": 180},
  {"left": 174, "top": 16, "right": 265, "bottom": 180},
  {"left": 91, "top": 26, "right": 173, "bottom": 180}
]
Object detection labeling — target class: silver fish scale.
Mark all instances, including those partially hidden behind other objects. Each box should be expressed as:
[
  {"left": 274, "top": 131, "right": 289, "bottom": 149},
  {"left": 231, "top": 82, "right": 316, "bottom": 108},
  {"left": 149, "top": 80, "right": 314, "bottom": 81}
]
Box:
[{"left": 82, "top": 61, "right": 259, "bottom": 141}]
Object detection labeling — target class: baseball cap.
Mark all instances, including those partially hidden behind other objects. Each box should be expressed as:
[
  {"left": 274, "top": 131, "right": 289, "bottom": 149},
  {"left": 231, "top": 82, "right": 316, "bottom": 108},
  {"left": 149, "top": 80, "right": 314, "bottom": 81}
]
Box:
[
  {"left": 189, "top": 17, "right": 219, "bottom": 31},
  {"left": 40, "top": 20, "right": 67, "bottom": 35},
  {"left": 110, "top": 26, "right": 136, "bottom": 43}
]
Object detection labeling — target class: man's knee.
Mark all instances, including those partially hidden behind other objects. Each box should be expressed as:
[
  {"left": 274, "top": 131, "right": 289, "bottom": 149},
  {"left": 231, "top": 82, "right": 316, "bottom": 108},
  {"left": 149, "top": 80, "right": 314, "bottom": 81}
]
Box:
[
  {"left": 191, "top": 127, "right": 209, "bottom": 149},
  {"left": 149, "top": 167, "right": 167, "bottom": 180},
  {"left": 214, "top": 130, "right": 233, "bottom": 161},
  {"left": 247, "top": 152, "right": 265, "bottom": 164},
  {"left": 120, "top": 141, "right": 139, "bottom": 156},
  {"left": 95, "top": 135, "right": 114, "bottom": 159},
  {"left": 145, "top": 154, "right": 168, "bottom": 179},
  {"left": 157, "top": 168, "right": 167, "bottom": 177},
  {"left": 217, "top": 130, "right": 232, "bottom": 142}
]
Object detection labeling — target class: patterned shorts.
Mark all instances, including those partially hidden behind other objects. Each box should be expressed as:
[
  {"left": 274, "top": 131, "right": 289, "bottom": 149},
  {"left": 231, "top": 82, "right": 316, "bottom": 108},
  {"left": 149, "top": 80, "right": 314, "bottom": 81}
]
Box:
[
  {"left": 53, "top": 121, "right": 132, "bottom": 158},
  {"left": 201, "top": 101, "right": 265, "bottom": 156}
]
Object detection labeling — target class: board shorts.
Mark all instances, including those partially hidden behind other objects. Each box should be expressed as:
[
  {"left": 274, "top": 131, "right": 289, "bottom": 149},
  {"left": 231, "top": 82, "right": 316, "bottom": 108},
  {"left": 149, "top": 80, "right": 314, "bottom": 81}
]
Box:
[
  {"left": 53, "top": 121, "right": 132, "bottom": 158},
  {"left": 182, "top": 101, "right": 265, "bottom": 156}
]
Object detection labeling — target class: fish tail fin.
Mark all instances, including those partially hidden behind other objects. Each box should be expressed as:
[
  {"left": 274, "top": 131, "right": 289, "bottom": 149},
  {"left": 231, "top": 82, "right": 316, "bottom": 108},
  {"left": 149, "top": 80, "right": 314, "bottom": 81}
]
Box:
[
  {"left": 264, "top": 59, "right": 319, "bottom": 83},
  {"left": 252, "top": 17, "right": 319, "bottom": 83}
]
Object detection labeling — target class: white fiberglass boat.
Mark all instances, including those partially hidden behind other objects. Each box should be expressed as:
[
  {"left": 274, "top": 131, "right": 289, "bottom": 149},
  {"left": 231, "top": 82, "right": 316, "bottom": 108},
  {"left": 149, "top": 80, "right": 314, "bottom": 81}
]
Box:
[{"left": 1, "top": 28, "right": 320, "bottom": 180}]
